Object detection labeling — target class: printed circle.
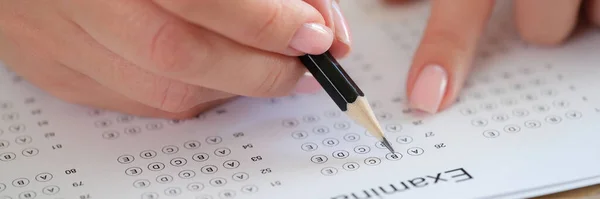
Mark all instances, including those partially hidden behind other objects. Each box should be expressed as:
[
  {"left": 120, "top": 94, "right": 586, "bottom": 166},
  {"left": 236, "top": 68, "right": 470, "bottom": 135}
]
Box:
[
  {"left": 483, "top": 130, "right": 500, "bottom": 138},
  {"left": 503, "top": 125, "right": 521, "bottom": 133}
]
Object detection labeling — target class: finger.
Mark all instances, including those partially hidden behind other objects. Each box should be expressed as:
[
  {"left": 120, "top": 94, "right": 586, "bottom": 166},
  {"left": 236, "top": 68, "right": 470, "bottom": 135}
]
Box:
[
  {"left": 587, "top": 0, "right": 600, "bottom": 26},
  {"left": 303, "top": 0, "right": 335, "bottom": 28},
  {"left": 7, "top": 10, "right": 235, "bottom": 113},
  {"left": 46, "top": 65, "right": 233, "bottom": 119},
  {"left": 43, "top": 66, "right": 231, "bottom": 119},
  {"left": 63, "top": 25, "right": 237, "bottom": 113},
  {"left": 514, "top": 0, "right": 583, "bottom": 45},
  {"left": 301, "top": 0, "right": 352, "bottom": 58},
  {"left": 62, "top": 0, "right": 308, "bottom": 97},
  {"left": 0, "top": 38, "right": 229, "bottom": 119},
  {"left": 329, "top": 0, "right": 353, "bottom": 58},
  {"left": 406, "top": 0, "right": 494, "bottom": 114},
  {"left": 155, "top": 0, "right": 334, "bottom": 55}
]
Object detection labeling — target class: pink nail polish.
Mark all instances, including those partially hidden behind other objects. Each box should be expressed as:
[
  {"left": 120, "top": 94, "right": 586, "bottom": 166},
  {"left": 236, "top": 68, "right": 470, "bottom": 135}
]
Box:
[
  {"left": 409, "top": 64, "right": 448, "bottom": 113},
  {"left": 289, "top": 23, "right": 334, "bottom": 54},
  {"left": 294, "top": 74, "right": 322, "bottom": 94}
]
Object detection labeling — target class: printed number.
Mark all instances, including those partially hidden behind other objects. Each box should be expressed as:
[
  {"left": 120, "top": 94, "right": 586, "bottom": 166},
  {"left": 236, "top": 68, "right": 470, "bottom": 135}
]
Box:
[
  {"left": 52, "top": 144, "right": 63, "bottom": 150},
  {"left": 270, "top": 181, "right": 282, "bottom": 187},
  {"left": 31, "top": 109, "right": 42, "bottom": 115},
  {"left": 37, "top": 120, "right": 49, "bottom": 126},
  {"left": 44, "top": 132, "right": 56, "bottom": 138},
  {"left": 79, "top": 194, "right": 91, "bottom": 199},
  {"left": 250, "top": 156, "right": 263, "bottom": 162},
  {"left": 412, "top": 120, "right": 423, "bottom": 125},
  {"left": 233, "top": 132, "right": 244, "bottom": 138},
  {"left": 72, "top": 181, "right": 84, "bottom": 187},
  {"left": 242, "top": 144, "right": 254, "bottom": 149},
  {"left": 65, "top": 168, "right": 77, "bottom": 175},
  {"left": 434, "top": 143, "right": 446, "bottom": 149},
  {"left": 425, "top": 132, "right": 434, "bottom": 137},
  {"left": 261, "top": 168, "right": 272, "bottom": 174}
]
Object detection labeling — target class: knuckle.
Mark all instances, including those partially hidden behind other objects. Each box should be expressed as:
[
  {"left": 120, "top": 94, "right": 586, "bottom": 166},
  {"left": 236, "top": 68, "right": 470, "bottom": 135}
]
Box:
[
  {"left": 251, "top": 60, "right": 300, "bottom": 97},
  {"left": 149, "top": 20, "right": 196, "bottom": 74},
  {"left": 249, "top": 0, "right": 283, "bottom": 44},
  {"left": 150, "top": 77, "right": 200, "bottom": 113},
  {"left": 254, "top": 66, "right": 286, "bottom": 97}
]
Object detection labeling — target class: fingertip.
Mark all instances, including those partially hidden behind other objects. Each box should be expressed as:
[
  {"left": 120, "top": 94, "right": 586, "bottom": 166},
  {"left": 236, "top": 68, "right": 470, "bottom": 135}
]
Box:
[
  {"left": 329, "top": 39, "right": 352, "bottom": 58},
  {"left": 303, "top": 0, "right": 336, "bottom": 28},
  {"left": 284, "top": 0, "right": 335, "bottom": 55},
  {"left": 289, "top": 23, "right": 334, "bottom": 54},
  {"left": 406, "top": 50, "right": 472, "bottom": 114},
  {"left": 405, "top": 34, "right": 473, "bottom": 114},
  {"left": 406, "top": 66, "right": 465, "bottom": 114},
  {"left": 296, "top": 0, "right": 351, "bottom": 56},
  {"left": 407, "top": 64, "right": 448, "bottom": 114}
]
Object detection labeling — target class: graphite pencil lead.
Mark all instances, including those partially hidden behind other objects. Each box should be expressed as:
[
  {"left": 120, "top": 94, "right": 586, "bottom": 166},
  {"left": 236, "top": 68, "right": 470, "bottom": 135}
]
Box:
[{"left": 381, "top": 137, "right": 395, "bottom": 154}]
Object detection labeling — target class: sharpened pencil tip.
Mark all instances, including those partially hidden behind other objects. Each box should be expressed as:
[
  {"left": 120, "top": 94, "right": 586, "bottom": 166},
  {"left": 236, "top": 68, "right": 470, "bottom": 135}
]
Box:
[{"left": 381, "top": 137, "right": 395, "bottom": 154}]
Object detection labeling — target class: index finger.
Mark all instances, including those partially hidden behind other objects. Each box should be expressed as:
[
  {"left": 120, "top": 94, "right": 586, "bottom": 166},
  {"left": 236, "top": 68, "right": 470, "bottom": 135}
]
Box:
[
  {"left": 406, "top": 0, "right": 495, "bottom": 114},
  {"left": 153, "top": 0, "right": 335, "bottom": 55},
  {"left": 62, "top": 0, "right": 308, "bottom": 97}
]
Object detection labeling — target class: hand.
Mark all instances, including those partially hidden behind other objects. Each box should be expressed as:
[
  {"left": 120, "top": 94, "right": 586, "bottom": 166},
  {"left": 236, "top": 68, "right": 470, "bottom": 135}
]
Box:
[
  {"left": 0, "top": 0, "right": 351, "bottom": 119},
  {"left": 400, "top": 0, "right": 600, "bottom": 113}
]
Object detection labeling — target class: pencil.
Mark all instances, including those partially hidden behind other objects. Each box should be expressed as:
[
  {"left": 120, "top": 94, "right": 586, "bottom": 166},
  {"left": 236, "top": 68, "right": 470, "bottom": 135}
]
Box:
[{"left": 298, "top": 51, "right": 395, "bottom": 154}]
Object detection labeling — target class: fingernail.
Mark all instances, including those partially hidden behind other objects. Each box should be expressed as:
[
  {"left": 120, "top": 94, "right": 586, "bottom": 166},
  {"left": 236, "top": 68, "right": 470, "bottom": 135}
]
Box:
[
  {"left": 294, "top": 73, "right": 322, "bottom": 94},
  {"left": 409, "top": 64, "right": 448, "bottom": 114},
  {"left": 324, "top": 0, "right": 335, "bottom": 28},
  {"left": 331, "top": 1, "right": 351, "bottom": 45},
  {"left": 289, "top": 23, "right": 334, "bottom": 54}
]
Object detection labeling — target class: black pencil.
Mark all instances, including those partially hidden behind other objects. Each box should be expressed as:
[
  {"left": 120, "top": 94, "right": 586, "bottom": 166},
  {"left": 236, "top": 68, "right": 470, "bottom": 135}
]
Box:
[{"left": 298, "top": 51, "right": 395, "bottom": 154}]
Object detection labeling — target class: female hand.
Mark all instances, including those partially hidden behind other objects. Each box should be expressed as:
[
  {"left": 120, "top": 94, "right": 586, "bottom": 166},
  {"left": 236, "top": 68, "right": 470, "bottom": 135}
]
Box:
[
  {"left": 403, "top": 0, "right": 600, "bottom": 113},
  {"left": 0, "top": 0, "right": 352, "bottom": 118}
]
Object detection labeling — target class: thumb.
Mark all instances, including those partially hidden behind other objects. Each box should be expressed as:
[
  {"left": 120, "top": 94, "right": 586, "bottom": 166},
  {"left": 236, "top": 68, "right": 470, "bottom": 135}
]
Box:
[{"left": 406, "top": 0, "right": 495, "bottom": 113}]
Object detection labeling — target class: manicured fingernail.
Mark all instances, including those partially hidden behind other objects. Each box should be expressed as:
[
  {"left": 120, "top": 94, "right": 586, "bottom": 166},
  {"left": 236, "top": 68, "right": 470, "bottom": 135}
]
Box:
[
  {"left": 323, "top": 0, "right": 335, "bottom": 27},
  {"left": 332, "top": 1, "right": 351, "bottom": 45},
  {"left": 294, "top": 73, "right": 322, "bottom": 94},
  {"left": 409, "top": 64, "right": 448, "bottom": 113},
  {"left": 289, "top": 23, "right": 334, "bottom": 54}
]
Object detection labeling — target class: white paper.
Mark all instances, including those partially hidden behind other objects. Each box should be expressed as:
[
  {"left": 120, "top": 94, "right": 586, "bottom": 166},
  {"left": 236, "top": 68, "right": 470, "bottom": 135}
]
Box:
[{"left": 2, "top": 1, "right": 600, "bottom": 199}]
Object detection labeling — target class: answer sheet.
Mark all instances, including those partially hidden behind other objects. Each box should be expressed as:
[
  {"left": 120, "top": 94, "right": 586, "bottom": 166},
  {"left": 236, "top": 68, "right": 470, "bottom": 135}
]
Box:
[{"left": 2, "top": 1, "right": 600, "bottom": 199}]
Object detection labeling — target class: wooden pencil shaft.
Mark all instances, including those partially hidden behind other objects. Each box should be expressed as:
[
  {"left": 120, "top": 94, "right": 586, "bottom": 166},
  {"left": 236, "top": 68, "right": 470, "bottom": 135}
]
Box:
[{"left": 298, "top": 51, "right": 364, "bottom": 111}]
